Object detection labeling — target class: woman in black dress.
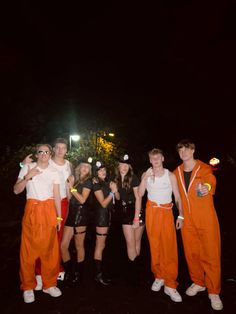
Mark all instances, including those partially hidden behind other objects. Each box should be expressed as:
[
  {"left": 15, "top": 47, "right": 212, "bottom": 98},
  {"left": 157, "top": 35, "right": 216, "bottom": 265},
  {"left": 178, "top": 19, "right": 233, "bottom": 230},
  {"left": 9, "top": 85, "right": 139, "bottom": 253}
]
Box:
[
  {"left": 92, "top": 160, "right": 118, "bottom": 285},
  {"left": 61, "top": 158, "right": 92, "bottom": 286},
  {"left": 114, "top": 154, "right": 145, "bottom": 283}
]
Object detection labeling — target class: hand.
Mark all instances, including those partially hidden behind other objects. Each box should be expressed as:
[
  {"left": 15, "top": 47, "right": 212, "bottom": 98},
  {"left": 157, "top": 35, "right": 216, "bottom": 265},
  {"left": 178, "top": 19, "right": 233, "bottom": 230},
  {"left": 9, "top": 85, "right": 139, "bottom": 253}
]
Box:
[
  {"left": 66, "top": 175, "right": 75, "bottom": 188},
  {"left": 132, "top": 221, "right": 139, "bottom": 229},
  {"left": 57, "top": 221, "right": 61, "bottom": 232},
  {"left": 23, "top": 154, "right": 34, "bottom": 165},
  {"left": 110, "top": 181, "right": 117, "bottom": 192},
  {"left": 176, "top": 218, "right": 184, "bottom": 230},
  {"left": 25, "top": 165, "right": 41, "bottom": 180},
  {"left": 144, "top": 167, "right": 154, "bottom": 180}
]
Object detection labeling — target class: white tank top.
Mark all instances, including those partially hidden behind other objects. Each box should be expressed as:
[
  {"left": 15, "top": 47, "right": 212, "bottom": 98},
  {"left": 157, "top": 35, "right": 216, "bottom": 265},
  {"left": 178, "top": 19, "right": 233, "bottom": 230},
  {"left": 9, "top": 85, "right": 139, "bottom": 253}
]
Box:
[
  {"left": 49, "top": 159, "right": 71, "bottom": 198},
  {"left": 147, "top": 168, "right": 172, "bottom": 205}
]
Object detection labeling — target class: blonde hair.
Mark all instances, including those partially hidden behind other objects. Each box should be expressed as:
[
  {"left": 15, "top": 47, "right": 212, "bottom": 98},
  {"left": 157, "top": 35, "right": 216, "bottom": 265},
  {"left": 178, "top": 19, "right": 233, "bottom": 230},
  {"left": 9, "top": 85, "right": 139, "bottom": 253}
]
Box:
[{"left": 148, "top": 148, "right": 163, "bottom": 157}]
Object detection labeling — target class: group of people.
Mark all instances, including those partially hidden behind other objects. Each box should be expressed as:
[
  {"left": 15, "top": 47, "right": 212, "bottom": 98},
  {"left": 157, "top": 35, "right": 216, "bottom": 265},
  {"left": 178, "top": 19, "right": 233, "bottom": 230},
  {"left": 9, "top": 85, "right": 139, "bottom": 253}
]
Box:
[{"left": 13, "top": 138, "right": 223, "bottom": 311}]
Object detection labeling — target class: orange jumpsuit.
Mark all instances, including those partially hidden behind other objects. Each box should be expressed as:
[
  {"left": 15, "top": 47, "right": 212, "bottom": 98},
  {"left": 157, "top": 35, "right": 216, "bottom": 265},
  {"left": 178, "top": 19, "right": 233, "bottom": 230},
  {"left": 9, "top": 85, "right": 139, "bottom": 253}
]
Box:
[
  {"left": 146, "top": 200, "right": 178, "bottom": 288},
  {"left": 174, "top": 160, "right": 221, "bottom": 294},
  {"left": 35, "top": 197, "right": 68, "bottom": 275},
  {"left": 20, "top": 199, "right": 60, "bottom": 290}
]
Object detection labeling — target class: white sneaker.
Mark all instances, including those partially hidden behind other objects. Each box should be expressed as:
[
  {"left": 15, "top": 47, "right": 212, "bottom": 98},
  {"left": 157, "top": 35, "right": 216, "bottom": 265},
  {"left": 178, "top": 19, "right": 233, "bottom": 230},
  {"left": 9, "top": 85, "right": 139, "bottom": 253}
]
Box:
[
  {"left": 34, "top": 275, "right": 43, "bottom": 291},
  {"left": 209, "top": 294, "right": 223, "bottom": 311},
  {"left": 164, "top": 286, "right": 182, "bottom": 302},
  {"left": 186, "top": 283, "right": 206, "bottom": 296},
  {"left": 151, "top": 278, "right": 164, "bottom": 291},
  {"left": 23, "top": 289, "right": 35, "bottom": 303},
  {"left": 57, "top": 271, "right": 65, "bottom": 281},
  {"left": 43, "top": 286, "right": 62, "bottom": 297}
]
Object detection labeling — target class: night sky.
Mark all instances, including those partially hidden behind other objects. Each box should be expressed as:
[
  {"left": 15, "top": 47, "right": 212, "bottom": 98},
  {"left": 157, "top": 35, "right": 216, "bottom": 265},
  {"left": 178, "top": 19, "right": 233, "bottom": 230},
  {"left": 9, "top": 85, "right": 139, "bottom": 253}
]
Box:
[{"left": 1, "top": 1, "right": 236, "bottom": 162}]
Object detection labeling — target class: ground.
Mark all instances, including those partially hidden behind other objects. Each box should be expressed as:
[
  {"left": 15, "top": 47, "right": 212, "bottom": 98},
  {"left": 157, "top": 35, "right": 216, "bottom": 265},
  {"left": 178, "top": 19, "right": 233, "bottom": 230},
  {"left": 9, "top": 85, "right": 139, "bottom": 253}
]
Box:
[{"left": 1, "top": 168, "right": 236, "bottom": 313}]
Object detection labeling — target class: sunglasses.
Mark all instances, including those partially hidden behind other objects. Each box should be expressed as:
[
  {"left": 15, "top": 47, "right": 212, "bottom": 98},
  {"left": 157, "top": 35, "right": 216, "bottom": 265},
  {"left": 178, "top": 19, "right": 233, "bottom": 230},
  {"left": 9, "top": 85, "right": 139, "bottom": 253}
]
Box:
[{"left": 37, "top": 150, "right": 50, "bottom": 155}]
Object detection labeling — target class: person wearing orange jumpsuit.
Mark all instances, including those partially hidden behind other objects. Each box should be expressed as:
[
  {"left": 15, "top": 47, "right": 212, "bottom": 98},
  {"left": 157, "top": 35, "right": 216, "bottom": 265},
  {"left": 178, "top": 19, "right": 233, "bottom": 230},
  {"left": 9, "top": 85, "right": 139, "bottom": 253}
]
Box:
[
  {"left": 174, "top": 139, "right": 223, "bottom": 311},
  {"left": 14, "top": 144, "right": 62, "bottom": 303},
  {"left": 21, "top": 138, "right": 73, "bottom": 287},
  {"left": 139, "top": 148, "right": 184, "bottom": 302}
]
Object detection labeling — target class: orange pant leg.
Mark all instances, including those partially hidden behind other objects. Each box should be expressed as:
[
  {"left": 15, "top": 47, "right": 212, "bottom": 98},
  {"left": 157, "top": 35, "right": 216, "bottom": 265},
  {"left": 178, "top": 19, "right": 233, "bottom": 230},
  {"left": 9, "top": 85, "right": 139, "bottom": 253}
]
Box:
[
  {"left": 20, "top": 199, "right": 60, "bottom": 290},
  {"left": 146, "top": 201, "right": 178, "bottom": 288},
  {"left": 182, "top": 213, "right": 221, "bottom": 294}
]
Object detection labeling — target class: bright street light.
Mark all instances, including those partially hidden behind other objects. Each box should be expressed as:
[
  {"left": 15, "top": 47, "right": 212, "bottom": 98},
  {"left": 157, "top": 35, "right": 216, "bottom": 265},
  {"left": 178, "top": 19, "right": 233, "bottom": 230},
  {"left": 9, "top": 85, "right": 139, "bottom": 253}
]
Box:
[{"left": 69, "top": 134, "right": 80, "bottom": 150}]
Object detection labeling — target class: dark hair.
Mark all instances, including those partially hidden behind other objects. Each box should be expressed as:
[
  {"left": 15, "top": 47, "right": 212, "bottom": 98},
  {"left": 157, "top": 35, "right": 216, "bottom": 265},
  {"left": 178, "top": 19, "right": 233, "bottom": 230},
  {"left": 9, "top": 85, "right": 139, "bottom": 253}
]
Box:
[
  {"left": 176, "top": 139, "right": 195, "bottom": 151},
  {"left": 53, "top": 138, "right": 68, "bottom": 148},
  {"left": 114, "top": 163, "right": 134, "bottom": 190}
]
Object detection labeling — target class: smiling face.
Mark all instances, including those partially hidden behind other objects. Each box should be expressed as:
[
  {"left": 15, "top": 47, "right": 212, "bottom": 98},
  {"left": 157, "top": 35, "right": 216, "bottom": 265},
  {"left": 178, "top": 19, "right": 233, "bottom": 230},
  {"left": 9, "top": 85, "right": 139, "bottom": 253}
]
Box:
[
  {"left": 118, "top": 162, "right": 130, "bottom": 176},
  {"left": 79, "top": 163, "right": 92, "bottom": 176},
  {"left": 97, "top": 167, "right": 107, "bottom": 180},
  {"left": 35, "top": 144, "right": 52, "bottom": 163}
]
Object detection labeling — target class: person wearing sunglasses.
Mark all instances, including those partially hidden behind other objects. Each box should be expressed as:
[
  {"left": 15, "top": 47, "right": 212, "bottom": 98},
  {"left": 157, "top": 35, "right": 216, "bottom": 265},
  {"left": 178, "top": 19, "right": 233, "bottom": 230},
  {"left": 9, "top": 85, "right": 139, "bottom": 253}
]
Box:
[
  {"left": 20, "top": 138, "right": 73, "bottom": 289},
  {"left": 14, "top": 144, "right": 62, "bottom": 303}
]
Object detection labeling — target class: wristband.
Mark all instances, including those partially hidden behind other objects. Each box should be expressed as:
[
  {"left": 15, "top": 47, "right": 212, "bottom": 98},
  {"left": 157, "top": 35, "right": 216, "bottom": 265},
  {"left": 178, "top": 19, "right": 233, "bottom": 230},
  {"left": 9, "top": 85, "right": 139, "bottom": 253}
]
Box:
[
  {"left": 57, "top": 217, "right": 63, "bottom": 221},
  {"left": 70, "top": 188, "right": 77, "bottom": 193},
  {"left": 204, "top": 183, "right": 212, "bottom": 191},
  {"left": 177, "top": 215, "right": 184, "bottom": 220},
  {"left": 19, "top": 162, "right": 24, "bottom": 168},
  {"left": 109, "top": 192, "right": 115, "bottom": 197}
]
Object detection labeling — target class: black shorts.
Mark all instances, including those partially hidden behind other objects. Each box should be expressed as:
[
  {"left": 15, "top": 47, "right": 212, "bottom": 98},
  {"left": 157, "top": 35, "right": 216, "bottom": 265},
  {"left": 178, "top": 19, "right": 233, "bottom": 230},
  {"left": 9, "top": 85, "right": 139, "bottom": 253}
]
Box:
[
  {"left": 65, "top": 204, "right": 89, "bottom": 227},
  {"left": 95, "top": 207, "right": 111, "bottom": 227},
  {"left": 121, "top": 202, "right": 145, "bottom": 226}
]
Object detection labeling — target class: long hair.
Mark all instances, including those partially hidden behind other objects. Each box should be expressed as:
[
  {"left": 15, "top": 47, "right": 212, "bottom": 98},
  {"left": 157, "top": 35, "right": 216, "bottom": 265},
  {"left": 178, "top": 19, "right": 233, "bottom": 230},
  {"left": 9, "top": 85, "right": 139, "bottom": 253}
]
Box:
[
  {"left": 74, "top": 163, "right": 92, "bottom": 185},
  {"left": 114, "top": 163, "right": 134, "bottom": 190}
]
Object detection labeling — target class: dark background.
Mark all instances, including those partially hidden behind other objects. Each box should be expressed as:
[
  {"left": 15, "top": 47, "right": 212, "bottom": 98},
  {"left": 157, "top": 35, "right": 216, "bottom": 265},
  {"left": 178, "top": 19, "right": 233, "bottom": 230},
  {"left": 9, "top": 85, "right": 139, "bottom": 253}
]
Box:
[
  {"left": 1, "top": 1, "right": 236, "bottom": 313},
  {"left": 1, "top": 0, "right": 236, "bottom": 161}
]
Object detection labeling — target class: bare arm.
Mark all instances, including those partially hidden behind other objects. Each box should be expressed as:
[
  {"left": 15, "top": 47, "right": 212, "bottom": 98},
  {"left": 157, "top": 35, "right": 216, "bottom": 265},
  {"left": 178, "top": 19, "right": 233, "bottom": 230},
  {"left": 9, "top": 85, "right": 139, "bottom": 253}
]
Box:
[
  {"left": 13, "top": 165, "right": 41, "bottom": 194},
  {"left": 138, "top": 167, "right": 153, "bottom": 197},
  {"left": 132, "top": 186, "right": 142, "bottom": 228},
  {"left": 53, "top": 183, "right": 62, "bottom": 231},
  {"left": 94, "top": 190, "right": 113, "bottom": 208},
  {"left": 70, "top": 187, "right": 91, "bottom": 204},
  {"left": 169, "top": 172, "right": 184, "bottom": 230},
  {"left": 138, "top": 173, "right": 147, "bottom": 197}
]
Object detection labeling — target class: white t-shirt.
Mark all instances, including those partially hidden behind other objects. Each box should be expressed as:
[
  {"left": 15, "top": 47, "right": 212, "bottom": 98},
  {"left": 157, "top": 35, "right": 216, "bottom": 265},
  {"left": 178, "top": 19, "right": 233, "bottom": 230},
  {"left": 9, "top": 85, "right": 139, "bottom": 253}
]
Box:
[
  {"left": 49, "top": 159, "right": 71, "bottom": 198},
  {"left": 18, "top": 162, "right": 60, "bottom": 200},
  {"left": 147, "top": 169, "right": 172, "bottom": 205}
]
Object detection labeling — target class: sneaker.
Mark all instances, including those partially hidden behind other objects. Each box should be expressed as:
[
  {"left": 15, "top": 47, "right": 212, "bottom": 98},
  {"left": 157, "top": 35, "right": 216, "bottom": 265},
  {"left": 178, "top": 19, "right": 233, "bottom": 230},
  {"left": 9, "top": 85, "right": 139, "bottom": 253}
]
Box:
[
  {"left": 164, "top": 286, "right": 182, "bottom": 302},
  {"left": 209, "top": 294, "right": 223, "bottom": 311},
  {"left": 57, "top": 271, "right": 65, "bottom": 281},
  {"left": 23, "top": 290, "right": 35, "bottom": 303},
  {"left": 186, "top": 283, "right": 206, "bottom": 296},
  {"left": 43, "top": 286, "right": 62, "bottom": 297},
  {"left": 34, "top": 275, "right": 43, "bottom": 291},
  {"left": 151, "top": 278, "right": 164, "bottom": 291}
]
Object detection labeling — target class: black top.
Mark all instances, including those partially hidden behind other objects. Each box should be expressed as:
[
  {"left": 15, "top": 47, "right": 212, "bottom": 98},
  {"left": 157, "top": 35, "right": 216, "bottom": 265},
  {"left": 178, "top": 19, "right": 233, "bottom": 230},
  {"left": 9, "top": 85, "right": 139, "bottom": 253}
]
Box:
[
  {"left": 70, "top": 178, "right": 93, "bottom": 206},
  {"left": 93, "top": 179, "right": 113, "bottom": 211},
  {"left": 118, "top": 174, "right": 140, "bottom": 203},
  {"left": 183, "top": 171, "right": 192, "bottom": 192}
]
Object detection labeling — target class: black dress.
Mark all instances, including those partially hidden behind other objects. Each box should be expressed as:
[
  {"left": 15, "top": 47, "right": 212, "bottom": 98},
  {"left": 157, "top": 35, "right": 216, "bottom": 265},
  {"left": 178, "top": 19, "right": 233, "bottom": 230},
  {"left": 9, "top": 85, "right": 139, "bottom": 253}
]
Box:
[
  {"left": 93, "top": 179, "right": 114, "bottom": 227},
  {"left": 118, "top": 174, "right": 145, "bottom": 226},
  {"left": 65, "top": 178, "right": 93, "bottom": 227}
]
